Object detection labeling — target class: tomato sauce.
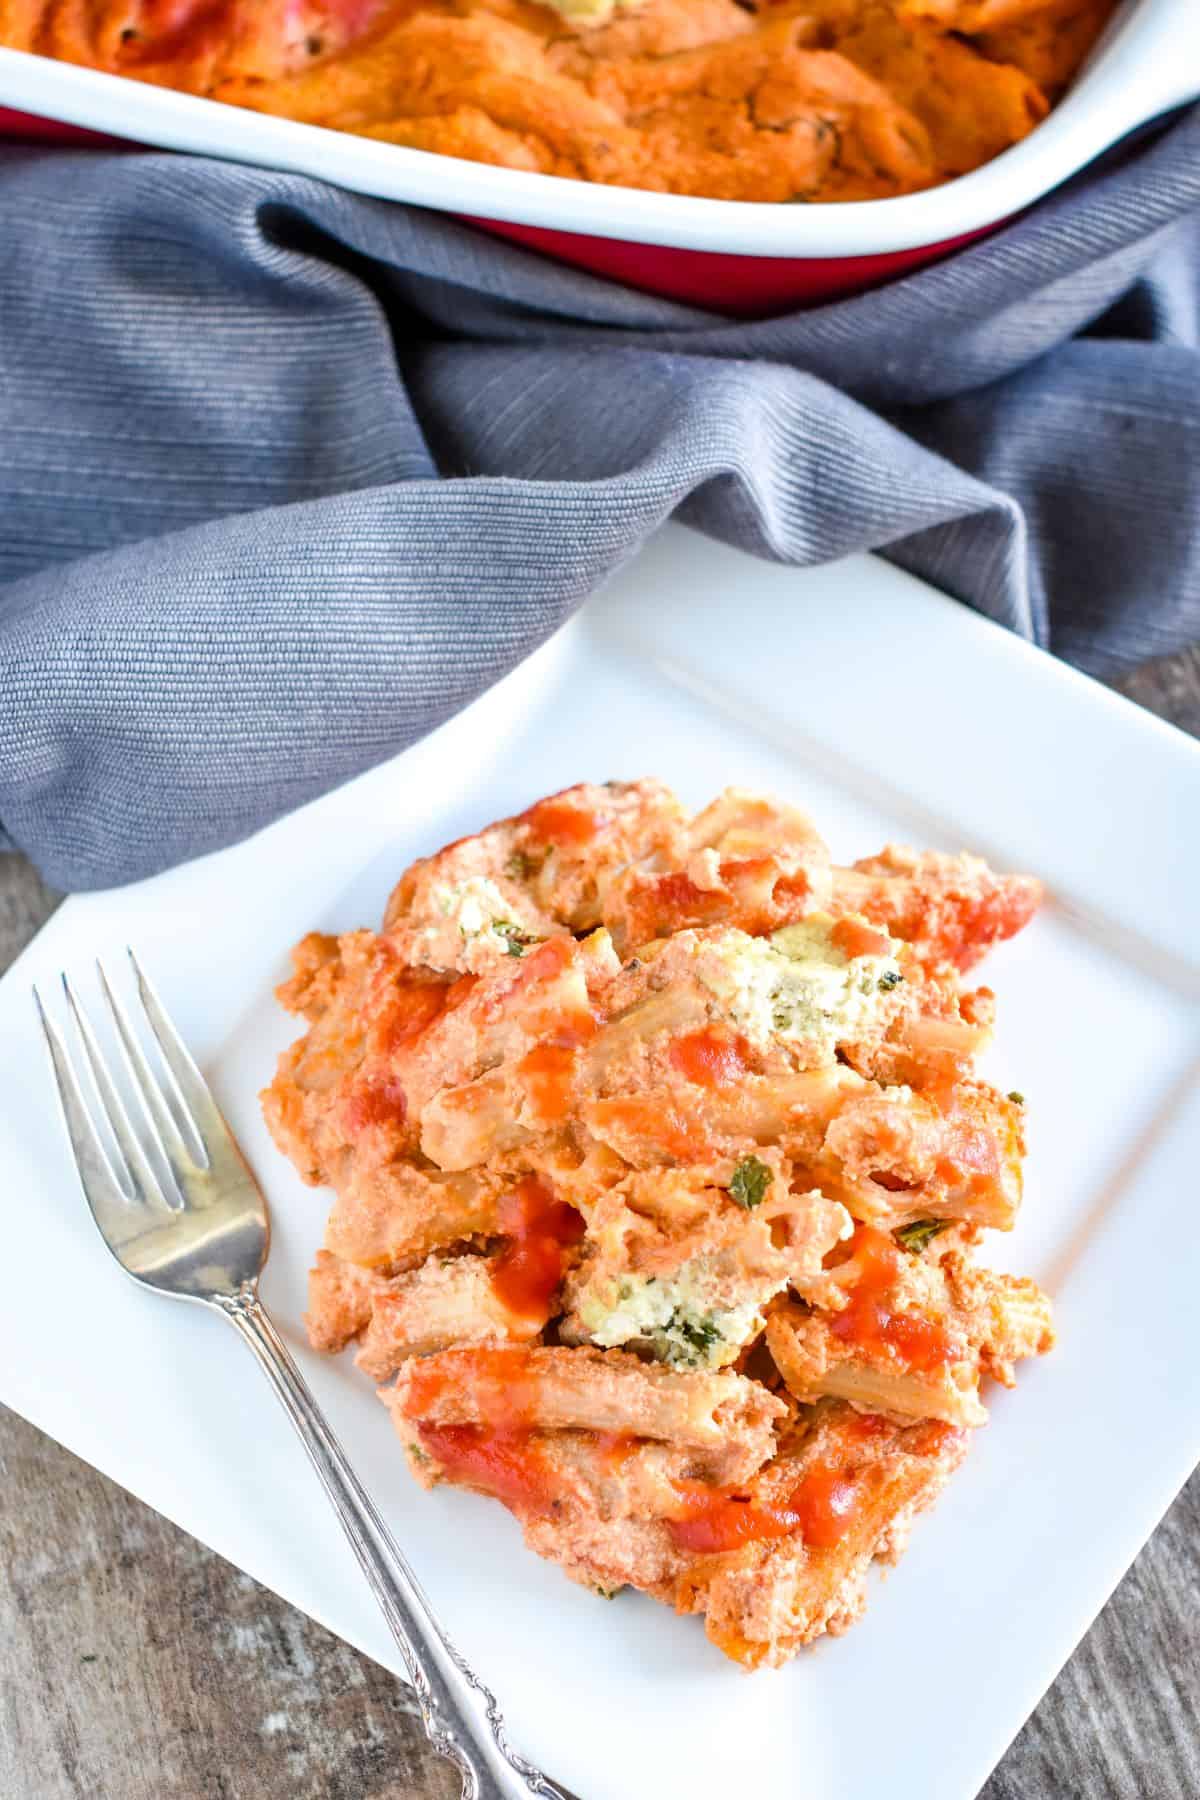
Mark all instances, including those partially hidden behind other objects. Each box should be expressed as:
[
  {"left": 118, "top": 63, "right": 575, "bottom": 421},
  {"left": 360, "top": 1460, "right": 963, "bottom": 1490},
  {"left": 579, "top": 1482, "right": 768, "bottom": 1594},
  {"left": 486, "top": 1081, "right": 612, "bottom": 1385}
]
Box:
[
  {"left": 829, "top": 1226, "right": 957, "bottom": 1373},
  {"left": 718, "top": 854, "right": 773, "bottom": 885},
  {"left": 517, "top": 1043, "right": 579, "bottom": 1125},
  {"left": 442, "top": 972, "right": 479, "bottom": 1014},
  {"left": 830, "top": 917, "right": 893, "bottom": 961},
  {"left": 668, "top": 1452, "right": 872, "bottom": 1556},
  {"left": 508, "top": 934, "right": 574, "bottom": 995},
  {"left": 669, "top": 1027, "right": 752, "bottom": 1089},
  {"left": 376, "top": 977, "right": 448, "bottom": 1053},
  {"left": 418, "top": 1425, "right": 557, "bottom": 1516},
  {"left": 522, "top": 796, "right": 605, "bottom": 847},
  {"left": 789, "top": 1463, "right": 861, "bottom": 1549},
  {"left": 924, "top": 1085, "right": 1008, "bottom": 1203},
  {"left": 590, "top": 1095, "right": 707, "bottom": 1164},
  {"left": 668, "top": 1483, "right": 801, "bottom": 1554},
  {"left": 341, "top": 1070, "right": 407, "bottom": 1134},
  {"left": 400, "top": 1345, "right": 537, "bottom": 1426},
  {"left": 654, "top": 870, "right": 727, "bottom": 920},
  {"left": 490, "top": 1176, "right": 585, "bottom": 1322},
  {"left": 771, "top": 869, "right": 812, "bottom": 909}
]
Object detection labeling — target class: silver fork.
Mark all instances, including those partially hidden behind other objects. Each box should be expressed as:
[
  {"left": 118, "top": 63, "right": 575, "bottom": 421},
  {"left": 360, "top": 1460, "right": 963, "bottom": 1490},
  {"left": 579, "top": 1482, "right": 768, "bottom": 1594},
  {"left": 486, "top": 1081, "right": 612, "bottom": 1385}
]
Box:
[{"left": 34, "top": 949, "right": 572, "bottom": 1800}]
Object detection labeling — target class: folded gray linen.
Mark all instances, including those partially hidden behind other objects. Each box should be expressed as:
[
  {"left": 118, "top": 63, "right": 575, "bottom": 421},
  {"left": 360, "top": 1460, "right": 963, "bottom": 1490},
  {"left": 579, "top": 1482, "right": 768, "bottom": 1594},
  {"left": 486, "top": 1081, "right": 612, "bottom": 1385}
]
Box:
[{"left": 1, "top": 103, "right": 1197, "bottom": 890}]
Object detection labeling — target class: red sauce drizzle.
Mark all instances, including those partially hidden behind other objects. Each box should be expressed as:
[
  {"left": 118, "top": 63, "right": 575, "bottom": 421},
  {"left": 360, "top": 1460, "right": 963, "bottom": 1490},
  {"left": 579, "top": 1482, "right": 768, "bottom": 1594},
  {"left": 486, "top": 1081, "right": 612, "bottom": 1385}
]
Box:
[
  {"left": 666, "top": 1410, "right": 957, "bottom": 1556},
  {"left": 790, "top": 1464, "right": 862, "bottom": 1549},
  {"left": 517, "top": 1043, "right": 579, "bottom": 1125},
  {"left": 522, "top": 797, "right": 605, "bottom": 847},
  {"left": 546, "top": 1007, "right": 600, "bottom": 1049},
  {"left": 669, "top": 1027, "right": 752, "bottom": 1089},
  {"left": 653, "top": 871, "right": 727, "bottom": 920},
  {"left": 668, "top": 1482, "right": 801, "bottom": 1554},
  {"left": 443, "top": 972, "right": 479, "bottom": 1014},
  {"left": 508, "top": 934, "right": 575, "bottom": 995},
  {"left": 924, "top": 1084, "right": 1006, "bottom": 1200},
  {"left": 830, "top": 917, "right": 893, "bottom": 961},
  {"left": 418, "top": 1425, "right": 557, "bottom": 1517},
  {"left": 829, "top": 1226, "right": 956, "bottom": 1373},
  {"left": 718, "top": 854, "right": 773, "bottom": 883},
  {"left": 490, "top": 1176, "right": 585, "bottom": 1322},
  {"left": 591, "top": 1095, "right": 706, "bottom": 1164},
  {"left": 400, "top": 1345, "right": 536, "bottom": 1426},
  {"left": 341, "top": 1071, "right": 406, "bottom": 1134},
  {"left": 772, "top": 869, "right": 812, "bottom": 907},
  {"left": 668, "top": 1437, "right": 881, "bottom": 1555},
  {"left": 377, "top": 977, "right": 449, "bottom": 1053}
]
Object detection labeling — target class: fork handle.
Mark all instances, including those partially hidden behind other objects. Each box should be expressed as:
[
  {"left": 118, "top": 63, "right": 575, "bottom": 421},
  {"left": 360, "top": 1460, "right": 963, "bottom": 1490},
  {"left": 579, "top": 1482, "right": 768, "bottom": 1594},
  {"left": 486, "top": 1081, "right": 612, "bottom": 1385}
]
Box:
[{"left": 217, "top": 1287, "right": 570, "bottom": 1800}]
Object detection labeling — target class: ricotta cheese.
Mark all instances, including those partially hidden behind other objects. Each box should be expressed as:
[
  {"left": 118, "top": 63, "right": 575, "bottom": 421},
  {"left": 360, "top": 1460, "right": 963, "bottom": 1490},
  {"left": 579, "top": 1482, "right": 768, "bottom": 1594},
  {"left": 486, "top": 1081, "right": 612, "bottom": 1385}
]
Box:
[
  {"left": 696, "top": 914, "right": 900, "bottom": 1061},
  {"left": 576, "top": 1258, "right": 765, "bottom": 1370},
  {"left": 425, "top": 876, "right": 539, "bottom": 958}
]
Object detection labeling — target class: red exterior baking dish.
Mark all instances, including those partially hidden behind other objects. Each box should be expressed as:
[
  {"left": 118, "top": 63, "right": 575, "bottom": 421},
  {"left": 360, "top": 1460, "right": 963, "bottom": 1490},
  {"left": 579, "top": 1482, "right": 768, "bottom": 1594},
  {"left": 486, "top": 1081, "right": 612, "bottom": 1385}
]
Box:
[{"left": 0, "top": 0, "right": 1194, "bottom": 314}]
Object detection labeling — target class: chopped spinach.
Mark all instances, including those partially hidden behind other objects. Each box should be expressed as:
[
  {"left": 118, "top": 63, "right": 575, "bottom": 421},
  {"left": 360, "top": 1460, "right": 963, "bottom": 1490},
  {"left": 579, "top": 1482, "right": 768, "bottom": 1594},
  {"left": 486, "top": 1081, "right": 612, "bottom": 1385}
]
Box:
[
  {"left": 729, "top": 1155, "right": 773, "bottom": 1211},
  {"left": 671, "top": 1312, "right": 722, "bottom": 1359},
  {"left": 894, "top": 1218, "right": 950, "bottom": 1255}
]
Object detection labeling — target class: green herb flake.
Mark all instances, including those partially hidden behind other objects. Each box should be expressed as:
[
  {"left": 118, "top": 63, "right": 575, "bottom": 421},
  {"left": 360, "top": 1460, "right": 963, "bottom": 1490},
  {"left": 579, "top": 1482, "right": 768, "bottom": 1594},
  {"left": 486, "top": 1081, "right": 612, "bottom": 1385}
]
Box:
[
  {"left": 729, "top": 1156, "right": 773, "bottom": 1211},
  {"left": 408, "top": 1445, "right": 430, "bottom": 1466},
  {"left": 1008, "top": 1090, "right": 1026, "bottom": 1105},
  {"left": 592, "top": 1585, "right": 621, "bottom": 1600},
  {"left": 505, "top": 850, "right": 537, "bottom": 880},
  {"left": 877, "top": 969, "right": 903, "bottom": 992},
  {"left": 494, "top": 920, "right": 542, "bottom": 958},
  {"left": 894, "top": 1218, "right": 950, "bottom": 1255},
  {"left": 672, "top": 1312, "right": 722, "bottom": 1358}
]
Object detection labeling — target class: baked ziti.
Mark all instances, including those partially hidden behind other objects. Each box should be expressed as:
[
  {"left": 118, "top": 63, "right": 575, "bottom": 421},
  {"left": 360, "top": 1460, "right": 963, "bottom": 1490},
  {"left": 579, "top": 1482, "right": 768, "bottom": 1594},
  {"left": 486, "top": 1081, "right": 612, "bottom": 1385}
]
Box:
[{"left": 263, "top": 779, "right": 1053, "bottom": 1667}]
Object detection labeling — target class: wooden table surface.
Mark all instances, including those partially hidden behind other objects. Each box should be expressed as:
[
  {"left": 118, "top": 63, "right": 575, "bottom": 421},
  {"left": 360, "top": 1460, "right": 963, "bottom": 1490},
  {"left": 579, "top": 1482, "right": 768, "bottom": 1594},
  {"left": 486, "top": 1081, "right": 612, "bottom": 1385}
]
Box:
[{"left": 2, "top": 645, "right": 1198, "bottom": 1800}]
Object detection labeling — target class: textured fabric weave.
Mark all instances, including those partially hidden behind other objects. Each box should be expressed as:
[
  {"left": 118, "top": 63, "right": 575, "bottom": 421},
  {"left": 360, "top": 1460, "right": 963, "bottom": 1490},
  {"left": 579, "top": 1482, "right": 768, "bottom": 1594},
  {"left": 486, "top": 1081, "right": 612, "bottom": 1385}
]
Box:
[{"left": 2, "top": 105, "right": 1198, "bottom": 890}]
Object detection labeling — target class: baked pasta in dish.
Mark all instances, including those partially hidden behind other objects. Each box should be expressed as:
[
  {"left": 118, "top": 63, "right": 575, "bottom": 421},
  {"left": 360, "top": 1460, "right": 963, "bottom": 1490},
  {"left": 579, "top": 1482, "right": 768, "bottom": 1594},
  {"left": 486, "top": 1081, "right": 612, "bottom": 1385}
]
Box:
[
  {"left": 5, "top": 0, "right": 1121, "bottom": 204},
  {"left": 262, "top": 779, "right": 1053, "bottom": 1668}
]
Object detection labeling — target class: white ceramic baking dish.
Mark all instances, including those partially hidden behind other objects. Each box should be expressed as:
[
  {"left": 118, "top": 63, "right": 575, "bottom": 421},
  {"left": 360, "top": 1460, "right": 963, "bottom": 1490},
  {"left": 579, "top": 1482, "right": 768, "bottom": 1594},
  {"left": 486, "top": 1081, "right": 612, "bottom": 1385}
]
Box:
[{"left": 0, "top": 0, "right": 1195, "bottom": 310}]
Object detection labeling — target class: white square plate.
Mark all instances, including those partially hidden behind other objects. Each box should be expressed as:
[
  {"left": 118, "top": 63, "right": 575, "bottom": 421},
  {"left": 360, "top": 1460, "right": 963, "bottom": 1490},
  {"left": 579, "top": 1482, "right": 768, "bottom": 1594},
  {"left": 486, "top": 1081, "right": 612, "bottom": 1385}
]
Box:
[{"left": 3, "top": 524, "right": 1198, "bottom": 1800}]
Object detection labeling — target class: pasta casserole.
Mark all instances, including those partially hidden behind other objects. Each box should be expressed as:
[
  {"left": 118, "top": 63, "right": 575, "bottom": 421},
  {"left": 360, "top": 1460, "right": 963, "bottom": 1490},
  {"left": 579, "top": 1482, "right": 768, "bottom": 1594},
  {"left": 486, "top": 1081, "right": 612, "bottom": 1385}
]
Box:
[
  {"left": 5, "top": 0, "right": 1121, "bottom": 205},
  {"left": 262, "top": 779, "right": 1054, "bottom": 1667}
]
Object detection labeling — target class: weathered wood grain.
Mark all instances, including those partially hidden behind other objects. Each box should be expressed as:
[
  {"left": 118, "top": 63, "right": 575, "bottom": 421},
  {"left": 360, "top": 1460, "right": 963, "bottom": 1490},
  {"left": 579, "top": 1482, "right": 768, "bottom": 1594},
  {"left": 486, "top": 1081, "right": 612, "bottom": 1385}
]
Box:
[{"left": 2, "top": 644, "right": 1197, "bottom": 1799}]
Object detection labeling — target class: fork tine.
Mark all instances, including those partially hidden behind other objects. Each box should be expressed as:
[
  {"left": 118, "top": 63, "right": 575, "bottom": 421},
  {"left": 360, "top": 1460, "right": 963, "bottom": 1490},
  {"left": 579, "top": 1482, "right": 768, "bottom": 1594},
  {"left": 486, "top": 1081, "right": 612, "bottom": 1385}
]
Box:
[
  {"left": 127, "top": 947, "right": 218, "bottom": 1167},
  {"left": 34, "top": 985, "right": 131, "bottom": 1220},
  {"left": 96, "top": 958, "right": 195, "bottom": 1193},
  {"left": 61, "top": 974, "right": 174, "bottom": 1211}
]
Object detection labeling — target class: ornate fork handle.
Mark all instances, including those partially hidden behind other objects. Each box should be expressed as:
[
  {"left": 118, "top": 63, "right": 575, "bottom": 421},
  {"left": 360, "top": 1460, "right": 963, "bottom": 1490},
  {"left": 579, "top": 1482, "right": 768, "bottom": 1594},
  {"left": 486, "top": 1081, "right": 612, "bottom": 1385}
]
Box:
[{"left": 218, "top": 1286, "right": 569, "bottom": 1800}]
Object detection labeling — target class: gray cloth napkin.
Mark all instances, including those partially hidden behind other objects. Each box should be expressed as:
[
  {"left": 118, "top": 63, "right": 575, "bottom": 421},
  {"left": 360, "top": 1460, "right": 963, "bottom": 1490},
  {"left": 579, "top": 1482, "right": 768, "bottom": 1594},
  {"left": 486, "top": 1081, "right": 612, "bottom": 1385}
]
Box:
[{"left": 2, "top": 104, "right": 1198, "bottom": 891}]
